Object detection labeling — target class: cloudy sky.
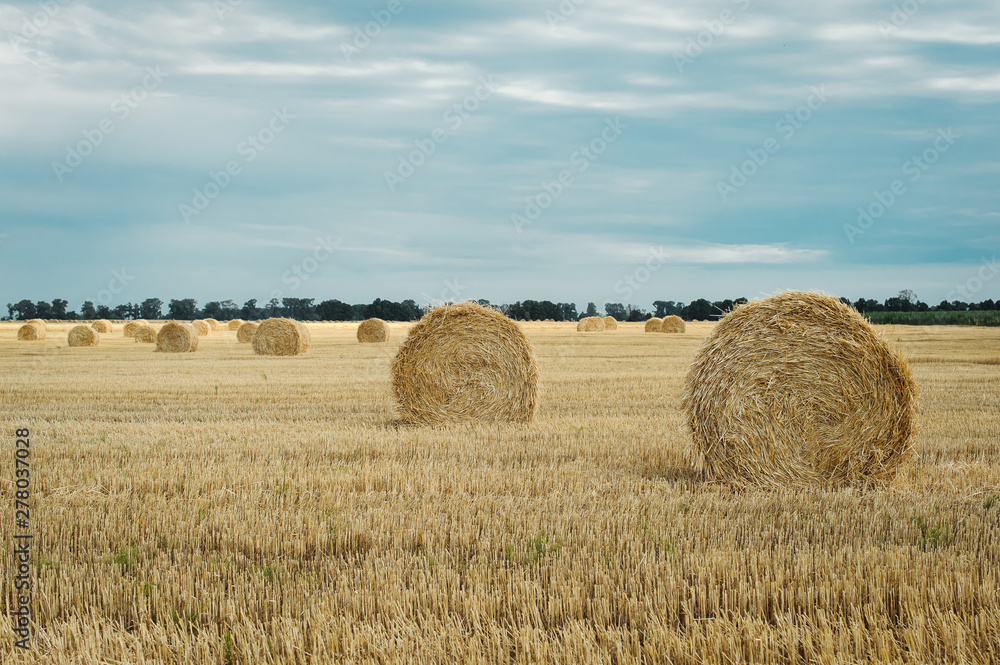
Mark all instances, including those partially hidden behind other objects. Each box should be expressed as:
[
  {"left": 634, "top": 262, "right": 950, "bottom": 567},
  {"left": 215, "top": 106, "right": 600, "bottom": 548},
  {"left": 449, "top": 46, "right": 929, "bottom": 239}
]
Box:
[{"left": 1, "top": 0, "right": 997, "bottom": 311}]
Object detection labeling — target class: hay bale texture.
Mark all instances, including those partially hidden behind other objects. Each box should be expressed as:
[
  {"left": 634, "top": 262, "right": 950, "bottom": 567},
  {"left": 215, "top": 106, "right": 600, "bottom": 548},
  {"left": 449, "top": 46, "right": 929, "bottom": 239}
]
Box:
[
  {"left": 156, "top": 322, "right": 198, "bottom": 353},
  {"left": 91, "top": 319, "right": 112, "bottom": 333},
  {"left": 681, "top": 291, "right": 917, "bottom": 488},
  {"left": 602, "top": 316, "right": 618, "bottom": 330},
  {"left": 123, "top": 320, "right": 149, "bottom": 338},
  {"left": 68, "top": 325, "right": 99, "bottom": 347},
  {"left": 644, "top": 318, "right": 662, "bottom": 332},
  {"left": 26, "top": 318, "right": 46, "bottom": 329},
  {"left": 192, "top": 320, "right": 210, "bottom": 336},
  {"left": 204, "top": 318, "right": 221, "bottom": 331},
  {"left": 251, "top": 318, "right": 308, "bottom": 356},
  {"left": 133, "top": 325, "right": 157, "bottom": 343},
  {"left": 357, "top": 318, "right": 389, "bottom": 343},
  {"left": 577, "top": 316, "right": 606, "bottom": 332},
  {"left": 18, "top": 323, "right": 46, "bottom": 340},
  {"left": 228, "top": 319, "right": 245, "bottom": 331},
  {"left": 236, "top": 322, "right": 258, "bottom": 343},
  {"left": 392, "top": 302, "right": 538, "bottom": 425},
  {"left": 660, "top": 315, "right": 686, "bottom": 333}
]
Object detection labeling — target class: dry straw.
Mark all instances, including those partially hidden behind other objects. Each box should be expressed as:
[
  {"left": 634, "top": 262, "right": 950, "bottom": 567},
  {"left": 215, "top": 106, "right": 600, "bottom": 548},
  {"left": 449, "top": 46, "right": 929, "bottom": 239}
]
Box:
[
  {"left": 68, "top": 325, "right": 99, "bottom": 347},
  {"left": 659, "top": 315, "right": 686, "bottom": 333},
  {"left": 18, "top": 323, "right": 46, "bottom": 340},
  {"left": 133, "top": 325, "right": 157, "bottom": 343},
  {"left": 204, "top": 318, "right": 221, "bottom": 331},
  {"left": 236, "top": 321, "right": 258, "bottom": 343},
  {"left": 227, "top": 319, "right": 245, "bottom": 331},
  {"left": 392, "top": 302, "right": 539, "bottom": 425},
  {"left": 602, "top": 316, "right": 618, "bottom": 330},
  {"left": 577, "top": 316, "right": 606, "bottom": 332},
  {"left": 92, "top": 319, "right": 113, "bottom": 333},
  {"left": 295, "top": 321, "right": 311, "bottom": 350},
  {"left": 191, "top": 320, "right": 210, "bottom": 336},
  {"left": 123, "top": 320, "right": 149, "bottom": 338},
  {"left": 644, "top": 318, "right": 662, "bottom": 333},
  {"left": 357, "top": 318, "right": 390, "bottom": 343},
  {"left": 26, "top": 318, "right": 46, "bottom": 330},
  {"left": 251, "top": 318, "right": 309, "bottom": 356},
  {"left": 156, "top": 321, "right": 199, "bottom": 353},
  {"left": 682, "top": 291, "right": 917, "bottom": 488}
]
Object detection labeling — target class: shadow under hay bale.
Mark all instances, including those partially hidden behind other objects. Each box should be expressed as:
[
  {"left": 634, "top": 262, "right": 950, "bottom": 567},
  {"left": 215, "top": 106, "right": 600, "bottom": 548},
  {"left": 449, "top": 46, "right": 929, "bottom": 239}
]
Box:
[
  {"left": 577, "top": 316, "right": 605, "bottom": 332},
  {"left": 659, "top": 315, "right": 686, "bottom": 333},
  {"left": 251, "top": 318, "right": 308, "bottom": 356},
  {"left": 68, "top": 325, "right": 99, "bottom": 347},
  {"left": 357, "top": 318, "right": 390, "bottom": 343},
  {"left": 681, "top": 290, "right": 917, "bottom": 488},
  {"left": 156, "top": 322, "right": 198, "bottom": 353}
]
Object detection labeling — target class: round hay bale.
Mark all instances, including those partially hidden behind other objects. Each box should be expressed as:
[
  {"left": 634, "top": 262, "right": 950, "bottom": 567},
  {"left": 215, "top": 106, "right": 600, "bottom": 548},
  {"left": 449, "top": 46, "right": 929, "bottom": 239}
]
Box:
[
  {"left": 26, "top": 318, "right": 46, "bottom": 330},
  {"left": 357, "top": 318, "right": 389, "bottom": 343},
  {"left": 236, "top": 321, "right": 258, "bottom": 343},
  {"left": 68, "top": 325, "right": 99, "bottom": 347},
  {"left": 191, "top": 320, "right": 210, "bottom": 336},
  {"left": 391, "top": 302, "right": 538, "bottom": 425},
  {"left": 18, "top": 323, "right": 46, "bottom": 340},
  {"left": 227, "top": 319, "right": 245, "bottom": 331},
  {"left": 681, "top": 291, "right": 917, "bottom": 488},
  {"left": 133, "top": 324, "right": 157, "bottom": 343},
  {"left": 156, "top": 321, "right": 199, "bottom": 353},
  {"left": 576, "top": 316, "right": 606, "bottom": 332},
  {"left": 91, "top": 319, "right": 112, "bottom": 333},
  {"left": 602, "top": 316, "right": 618, "bottom": 330},
  {"left": 203, "top": 318, "right": 221, "bottom": 331},
  {"left": 294, "top": 321, "right": 311, "bottom": 351},
  {"left": 122, "top": 320, "right": 149, "bottom": 338},
  {"left": 659, "top": 315, "right": 686, "bottom": 333},
  {"left": 644, "top": 318, "right": 662, "bottom": 333},
  {"left": 251, "top": 318, "right": 308, "bottom": 356}
]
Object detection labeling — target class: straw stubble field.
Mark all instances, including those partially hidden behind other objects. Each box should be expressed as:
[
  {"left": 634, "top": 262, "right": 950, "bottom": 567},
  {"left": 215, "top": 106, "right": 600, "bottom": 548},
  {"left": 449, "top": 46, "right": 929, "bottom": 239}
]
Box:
[{"left": 1, "top": 321, "right": 998, "bottom": 664}]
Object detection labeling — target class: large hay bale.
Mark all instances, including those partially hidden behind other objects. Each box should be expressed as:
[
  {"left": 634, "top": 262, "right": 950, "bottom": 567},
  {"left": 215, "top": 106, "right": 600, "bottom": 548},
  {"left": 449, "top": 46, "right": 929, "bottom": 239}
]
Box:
[
  {"left": 133, "top": 324, "right": 157, "bottom": 343},
  {"left": 91, "top": 319, "right": 112, "bottom": 333},
  {"left": 26, "top": 318, "right": 46, "bottom": 330},
  {"left": 392, "top": 302, "right": 538, "bottom": 425},
  {"left": 357, "top": 318, "right": 389, "bottom": 343},
  {"left": 123, "top": 320, "right": 149, "bottom": 338},
  {"left": 644, "top": 318, "right": 662, "bottom": 332},
  {"left": 227, "top": 319, "right": 245, "bottom": 331},
  {"left": 602, "top": 316, "right": 618, "bottom": 331},
  {"left": 659, "top": 315, "right": 686, "bottom": 333},
  {"left": 191, "top": 320, "right": 210, "bottom": 336},
  {"left": 203, "top": 318, "right": 221, "bottom": 331},
  {"left": 18, "top": 323, "right": 46, "bottom": 340},
  {"left": 156, "top": 322, "right": 199, "bottom": 353},
  {"left": 681, "top": 291, "right": 917, "bottom": 488},
  {"left": 294, "top": 321, "right": 311, "bottom": 351},
  {"left": 251, "top": 318, "right": 308, "bottom": 356},
  {"left": 68, "top": 325, "right": 99, "bottom": 347},
  {"left": 576, "top": 316, "right": 605, "bottom": 332},
  {"left": 236, "top": 321, "right": 258, "bottom": 343}
]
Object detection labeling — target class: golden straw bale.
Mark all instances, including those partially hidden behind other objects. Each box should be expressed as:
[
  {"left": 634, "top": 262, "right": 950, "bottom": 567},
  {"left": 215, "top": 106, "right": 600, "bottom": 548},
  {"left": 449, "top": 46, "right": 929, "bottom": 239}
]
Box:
[
  {"left": 295, "top": 321, "right": 311, "bottom": 351},
  {"left": 576, "top": 316, "right": 606, "bottom": 332},
  {"left": 391, "top": 302, "right": 538, "bottom": 425},
  {"left": 251, "top": 318, "right": 308, "bottom": 356},
  {"left": 91, "top": 319, "right": 113, "bottom": 333},
  {"left": 236, "top": 322, "right": 258, "bottom": 343},
  {"left": 659, "top": 315, "right": 686, "bottom": 333},
  {"left": 681, "top": 291, "right": 917, "bottom": 488},
  {"left": 644, "top": 318, "right": 662, "bottom": 332},
  {"left": 68, "top": 325, "right": 99, "bottom": 347},
  {"left": 18, "top": 323, "right": 46, "bottom": 340},
  {"left": 357, "top": 318, "right": 390, "bottom": 343},
  {"left": 123, "top": 320, "right": 149, "bottom": 338},
  {"left": 602, "top": 316, "right": 618, "bottom": 330},
  {"left": 203, "top": 318, "right": 221, "bottom": 331},
  {"left": 26, "top": 318, "right": 46, "bottom": 330},
  {"left": 133, "top": 325, "right": 157, "bottom": 343},
  {"left": 156, "top": 321, "right": 199, "bottom": 353},
  {"left": 191, "top": 320, "right": 210, "bottom": 336},
  {"left": 227, "top": 319, "right": 245, "bottom": 331}
]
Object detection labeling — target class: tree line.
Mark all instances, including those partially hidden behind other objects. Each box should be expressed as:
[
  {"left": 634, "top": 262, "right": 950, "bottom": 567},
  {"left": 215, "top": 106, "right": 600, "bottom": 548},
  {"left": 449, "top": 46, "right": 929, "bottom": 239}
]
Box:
[{"left": 4, "top": 290, "right": 998, "bottom": 322}]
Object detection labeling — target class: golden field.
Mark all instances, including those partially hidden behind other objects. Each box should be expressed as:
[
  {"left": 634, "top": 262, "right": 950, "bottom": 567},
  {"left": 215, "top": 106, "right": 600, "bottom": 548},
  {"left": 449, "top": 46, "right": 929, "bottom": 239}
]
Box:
[{"left": 1, "top": 321, "right": 998, "bottom": 664}]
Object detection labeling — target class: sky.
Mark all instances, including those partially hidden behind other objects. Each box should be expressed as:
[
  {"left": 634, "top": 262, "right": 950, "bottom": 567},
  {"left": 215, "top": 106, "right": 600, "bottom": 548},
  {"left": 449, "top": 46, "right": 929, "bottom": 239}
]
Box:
[{"left": 1, "top": 0, "right": 998, "bottom": 312}]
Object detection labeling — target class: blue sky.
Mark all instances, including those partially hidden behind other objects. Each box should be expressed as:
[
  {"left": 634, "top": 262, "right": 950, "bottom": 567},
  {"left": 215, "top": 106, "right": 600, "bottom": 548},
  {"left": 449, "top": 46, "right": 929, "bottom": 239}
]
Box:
[{"left": 1, "top": 0, "right": 998, "bottom": 311}]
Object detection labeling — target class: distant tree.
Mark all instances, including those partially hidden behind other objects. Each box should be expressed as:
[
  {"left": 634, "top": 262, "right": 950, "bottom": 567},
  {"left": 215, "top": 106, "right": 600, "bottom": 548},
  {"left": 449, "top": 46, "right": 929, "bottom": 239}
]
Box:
[
  {"left": 80, "top": 301, "right": 97, "bottom": 319},
  {"left": 282, "top": 297, "right": 317, "bottom": 320},
  {"left": 202, "top": 301, "right": 223, "bottom": 319},
  {"left": 558, "top": 302, "right": 578, "bottom": 321},
  {"left": 734, "top": 297, "right": 748, "bottom": 307},
  {"left": 112, "top": 304, "right": 131, "bottom": 319},
  {"left": 681, "top": 298, "right": 713, "bottom": 321},
  {"left": 264, "top": 298, "right": 282, "bottom": 317},
  {"left": 898, "top": 289, "right": 917, "bottom": 304},
  {"left": 625, "top": 306, "right": 650, "bottom": 322},
  {"left": 51, "top": 298, "right": 69, "bottom": 318},
  {"left": 218, "top": 299, "right": 240, "bottom": 318},
  {"left": 604, "top": 303, "right": 627, "bottom": 320},
  {"left": 316, "top": 299, "right": 355, "bottom": 321},
  {"left": 351, "top": 304, "right": 365, "bottom": 320},
  {"left": 712, "top": 300, "right": 735, "bottom": 317},
  {"left": 12, "top": 299, "right": 36, "bottom": 320},
  {"left": 168, "top": 298, "right": 198, "bottom": 320},
  {"left": 653, "top": 300, "right": 682, "bottom": 318},
  {"left": 140, "top": 298, "right": 163, "bottom": 320},
  {"left": 363, "top": 298, "right": 418, "bottom": 321},
  {"left": 583, "top": 302, "right": 598, "bottom": 318},
  {"left": 95, "top": 305, "right": 112, "bottom": 318},
  {"left": 400, "top": 299, "right": 422, "bottom": 321},
  {"left": 35, "top": 301, "right": 52, "bottom": 319},
  {"left": 240, "top": 299, "right": 258, "bottom": 320},
  {"left": 5, "top": 303, "right": 13, "bottom": 320}
]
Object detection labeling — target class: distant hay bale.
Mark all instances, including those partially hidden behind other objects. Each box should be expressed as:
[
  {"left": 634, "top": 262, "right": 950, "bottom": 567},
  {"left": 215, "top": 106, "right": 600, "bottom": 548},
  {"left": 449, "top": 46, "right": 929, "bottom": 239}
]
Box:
[
  {"left": 392, "top": 302, "right": 538, "bottom": 425},
  {"left": 644, "top": 318, "right": 662, "bottom": 332},
  {"left": 26, "top": 318, "right": 46, "bottom": 330},
  {"left": 133, "top": 324, "right": 157, "bottom": 343},
  {"left": 357, "top": 318, "right": 389, "bottom": 343},
  {"left": 204, "top": 318, "right": 221, "bottom": 331},
  {"left": 18, "top": 323, "right": 46, "bottom": 341},
  {"left": 191, "top": 320, "right": 210, "bottom": 336},
  {"left": 251, "top": 318, "right": 308, "bottom": 356},
  {"left": 227, "top": 319, "right": 245, "bottom": 331},
  {"left": 682, "top": 291, "right": 917, "bottom": 488},
  {"left": 68, "top": 325, "right": 99, "bottom": 347},
  {"left": 576, "top": 316, "right": 605, "bottom": 332},
  {"left": 91, "top": 319, "right": 112, "bottom": 333},
  {"left": 602, "top": 316, "right": 618, "bottom": 330},
  {"left": 659, "top": 315, "right": 686, "bottom": 333},
  {"left": 156, "top": 321, "right": 199, "bottom": 353},
  {"left": 123, "top": 320, "right": 149, "bottom": 338},
  {"left": 236, "top": 321, "right": 258, "bottom": 343}
]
